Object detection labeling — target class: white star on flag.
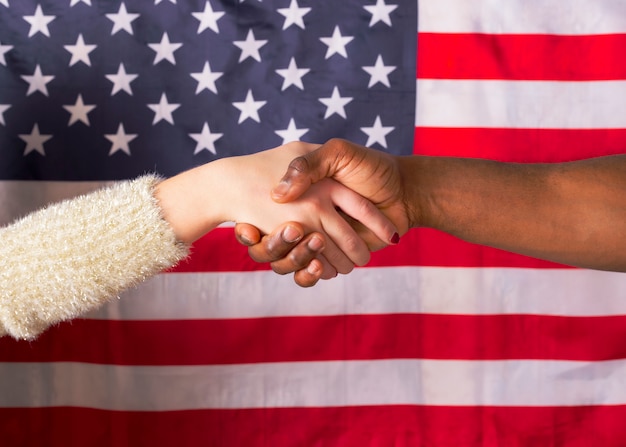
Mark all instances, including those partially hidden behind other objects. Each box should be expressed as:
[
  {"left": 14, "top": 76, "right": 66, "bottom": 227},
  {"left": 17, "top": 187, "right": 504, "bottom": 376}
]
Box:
[
  {"left": 64, "top": 34, "right": 97, "bottom": 67},
  {"left": 0, "top": 104, "right": 10, "bottom": 126},
  {"left": 0, "top": 0, "right": 9, "bottom": 6},
  {"left": 276, "top": 57, "right": 310, "bottom": 91},
  {"left": 149, "top": 33, "right": 183, "bottom": 65},
  {"left": 106, "top": 63, "right": 138, "bottom": 96},
  {"left": 275, "top": 118, "right": 309, "bottom": 144},
  {"left": 191, "top": 61, "right": 223, "bottom": 94},
  {"left": 106, "top": 3, "right": 139, "bottom": 36},
  {"left": 361, "top": 115, "right": 394, "bottom": 148},
  {"left": 364, "top": 0, "right": 398, "bottom": 27},
  {"left": 192, "top": 1, "right": 225, "bottom": 34},
  {"left": 190, "top": 123, "right": 223, "bottom": 155},
  {"left": 233, "top": 30, "right": 267, "bottom": 63},
  {"left": 277, "top": 0, "right": 311, "bottom": 30},
  {"left": 0, "top": 41, "right": 12, "bottom": 66},
  {"left": 319, "top": 26, "right": 354, "bottom": 59},
  {"left": 63, "top": 95, "right": 96, "bottom": 126},
  {"left": 155, "top": 0, "right": 176, "bottom": 3},
  {"left": 70, "top": 0, "right": 92, "bottom": 6},
  {"left": 23, "top": 5, "right": 56, "bottom": 38},
  {"left": 319, "top": 86, "right": 353, "bottom": 119},
  {"left": 362, "top": 54, "right": 396, "bottom": 87},
  {"left": 147, "top": 93, "right": 181, "bottom": 125},
  {"left": 21, "top": 65, "right": 54, "bottom": 97},
  {"left": 233, "top": 90, "right": 266, "bottom": 124},
  {"left": 19, "top": 123, "right": 52, "bottom": 156},
  {"left": 105, "top": 123, "right": 137, "bottom": 156}
]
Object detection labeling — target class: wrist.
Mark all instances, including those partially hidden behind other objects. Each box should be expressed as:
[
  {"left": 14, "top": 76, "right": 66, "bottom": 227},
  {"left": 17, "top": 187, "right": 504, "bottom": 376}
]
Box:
[
  {"left": 396, "top": 155, "right": 429, "bottom": 229},
  {"left": 154, "top": 159, "right": 229, "bottom": 244}
]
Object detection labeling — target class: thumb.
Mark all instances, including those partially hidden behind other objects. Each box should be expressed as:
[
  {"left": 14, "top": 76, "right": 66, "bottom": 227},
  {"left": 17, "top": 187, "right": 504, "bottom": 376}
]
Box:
[{"left": 271, "top": 142, "right": 339, "bottom": 203}]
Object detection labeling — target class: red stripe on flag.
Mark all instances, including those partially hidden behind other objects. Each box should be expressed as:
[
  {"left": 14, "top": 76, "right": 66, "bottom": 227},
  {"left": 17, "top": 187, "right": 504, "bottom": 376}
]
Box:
[
  {"left": 414, "top": 127, "right": 626, "bottom": 162},
  {"left": 3, "top": 405, "right": 626, "bottom": 447},
  {"left": 172, "top": 228, "right": 567, "bottom": 273},
  {"left": 171, "top": 228, "right": 268, "bottom": 273},
  {"left": 2, "top": 313, "right": 624, "bottom": 365},
  {"left": 417, "top": 33, "right": 626, "bottom": 81}
]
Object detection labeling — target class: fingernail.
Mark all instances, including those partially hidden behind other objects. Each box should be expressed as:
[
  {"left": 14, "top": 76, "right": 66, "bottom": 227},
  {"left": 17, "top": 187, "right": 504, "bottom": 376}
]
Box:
[
  {"left": 272, "top": 181, "right": 289, "bottom": 198},
  {"left": 307, "top": 235, "right": 324, "bottom": 252},
  {"left": 390, "top": 232, "right": 400, "bottom": 245},
  {"left": 238, "top": 234, "right": 253, "bottom": 245},
  {"left": 282, "top": 225, "right": 301, "bottom": 243},
  {"left": 307, "top": 262, "right": 321, "bottom": 276}
]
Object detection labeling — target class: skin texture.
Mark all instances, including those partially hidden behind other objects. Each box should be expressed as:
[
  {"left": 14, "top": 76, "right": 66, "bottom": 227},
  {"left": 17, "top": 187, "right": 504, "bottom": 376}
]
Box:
[
  {"left": 155, "top": 142, "right": 398, "bottom": 281},
  {"left": 234, "top": 221, "right": 328, "bottom": 287},
  {"left": 237, "top": 138, "right": 626, "bottom": 281}
]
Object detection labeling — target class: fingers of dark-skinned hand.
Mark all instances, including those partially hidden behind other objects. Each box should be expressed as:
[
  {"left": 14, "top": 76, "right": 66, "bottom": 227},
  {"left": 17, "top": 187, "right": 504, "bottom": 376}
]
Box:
[
  {"left": 269, "top": 233, "right": 326, "bottom": 275},
  {"left": 234, "top": 222, "right": 339, "bottom": 285},
  {"left": 293, "top": 257, "right": 324, "bottom": 288},
  {"left": 243, "top": 222, "right": 305, "bottom": 263},
  {"left": 292, "top": 255, "right": 338, "bottom": 287}
]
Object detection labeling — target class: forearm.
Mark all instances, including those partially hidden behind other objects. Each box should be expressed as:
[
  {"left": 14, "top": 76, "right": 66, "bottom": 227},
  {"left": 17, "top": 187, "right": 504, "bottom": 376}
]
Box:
[
  {"left": 404, "top": 154, "right": 626, "bottom": 271},
  {"left": 0, "top": 175, "right": 189, "bottom": 340}
]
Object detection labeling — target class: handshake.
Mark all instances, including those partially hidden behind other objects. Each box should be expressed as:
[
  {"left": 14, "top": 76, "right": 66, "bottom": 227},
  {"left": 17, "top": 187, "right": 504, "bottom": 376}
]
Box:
[
  {"left": 157, "top": 135, "right": 626, "bottom": 287},
  {"left": 156, "top": 138, "right": 413, "bottom": 288}
]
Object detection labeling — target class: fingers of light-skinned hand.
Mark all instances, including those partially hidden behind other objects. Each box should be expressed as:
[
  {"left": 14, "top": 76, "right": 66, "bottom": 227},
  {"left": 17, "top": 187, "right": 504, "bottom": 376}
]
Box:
[
  {"left": 317, "top": 228, "right": 359, "bottom": 274},
  {"left": 313, "top": 254, "right": 338, "bottom": 280},
  {"left": 329, "top": 184, "right": 398, "bottom": 247},
  {"left": 312, "top": 182, "right": 397, "bottom": 267},
  {"left": 234, "top": 223, "right": 262, "bottom": 246},
  {"left": 337, "top": 211, "right": 390, "bottom": 253}
]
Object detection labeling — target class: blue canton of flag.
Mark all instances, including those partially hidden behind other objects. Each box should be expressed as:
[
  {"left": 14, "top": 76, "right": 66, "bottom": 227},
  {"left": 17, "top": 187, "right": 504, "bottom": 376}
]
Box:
[{"left": 0, "top": 0, "right": 416, "bottom": 181}]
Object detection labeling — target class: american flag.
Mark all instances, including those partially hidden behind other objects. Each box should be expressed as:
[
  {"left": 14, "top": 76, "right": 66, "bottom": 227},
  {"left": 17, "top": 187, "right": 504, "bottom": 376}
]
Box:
[{"left": 1, "top": 0, "right": 626, "bottom": 445}]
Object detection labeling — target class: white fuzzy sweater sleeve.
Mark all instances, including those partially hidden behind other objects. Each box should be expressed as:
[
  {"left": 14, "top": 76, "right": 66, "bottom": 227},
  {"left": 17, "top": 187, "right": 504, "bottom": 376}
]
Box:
[{"left": 0, "top": 175, "right": 190, "bottom": 340}]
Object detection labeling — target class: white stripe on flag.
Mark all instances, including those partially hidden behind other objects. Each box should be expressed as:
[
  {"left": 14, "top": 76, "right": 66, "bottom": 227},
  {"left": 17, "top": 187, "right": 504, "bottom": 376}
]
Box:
[
  {"left": 419, "top": 0, "right": 626, "bottom": 34},
  {"left": 2, "top": 359, "right": 626, "bottom": 410},
  {"left": 85, "top": 267, "right": 626, "bottom": 321},
  {"left": 416, "top": 79, "right": 626, "bottom": 129}
]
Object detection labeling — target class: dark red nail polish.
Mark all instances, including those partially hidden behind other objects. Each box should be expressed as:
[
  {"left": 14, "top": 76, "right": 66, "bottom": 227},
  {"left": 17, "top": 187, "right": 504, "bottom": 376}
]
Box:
[{"left": 390, "top": 232, "right": 400, "bottom": 244}]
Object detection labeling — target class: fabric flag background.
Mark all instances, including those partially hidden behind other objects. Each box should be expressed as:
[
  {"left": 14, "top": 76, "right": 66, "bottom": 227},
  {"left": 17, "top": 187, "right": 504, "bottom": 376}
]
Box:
[{"left": 1, "top": 0, "right": 626, "bottom": 445}]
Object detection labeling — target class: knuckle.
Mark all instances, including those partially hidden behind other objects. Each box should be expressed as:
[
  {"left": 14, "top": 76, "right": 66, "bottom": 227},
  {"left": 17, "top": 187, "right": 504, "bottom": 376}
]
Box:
[
  {"left": 358, "top": 197, "right": 377, "bottom": 217},
  {"left": 343, "top": 233, "right": 367, "bottom": 257},
  {"left": 248, "top": 247, "right": 267, "bottom": 263},
  {"left": 287, "top": 155, "right": 311, "bottom": 175},
  {"left": 323, "top": 251, "right": 353, "bottom": 275},
  {"left": 287, "top": 250, "right": 310, "bottom": 270},
  {"left": 264, "top": 236, "right": 286, "bottom": 259},
  {"left": 336, "top": 262, "right": 354, "bottom": 275},
  {"left": 270, "top": 262, "right": 290, "bottom": 276}
]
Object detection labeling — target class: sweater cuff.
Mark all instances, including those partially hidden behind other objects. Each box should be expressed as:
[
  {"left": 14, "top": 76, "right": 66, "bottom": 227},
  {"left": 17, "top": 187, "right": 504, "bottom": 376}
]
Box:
[{"left": 0, "top": 175, "right": 190, "bottom": 340}]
